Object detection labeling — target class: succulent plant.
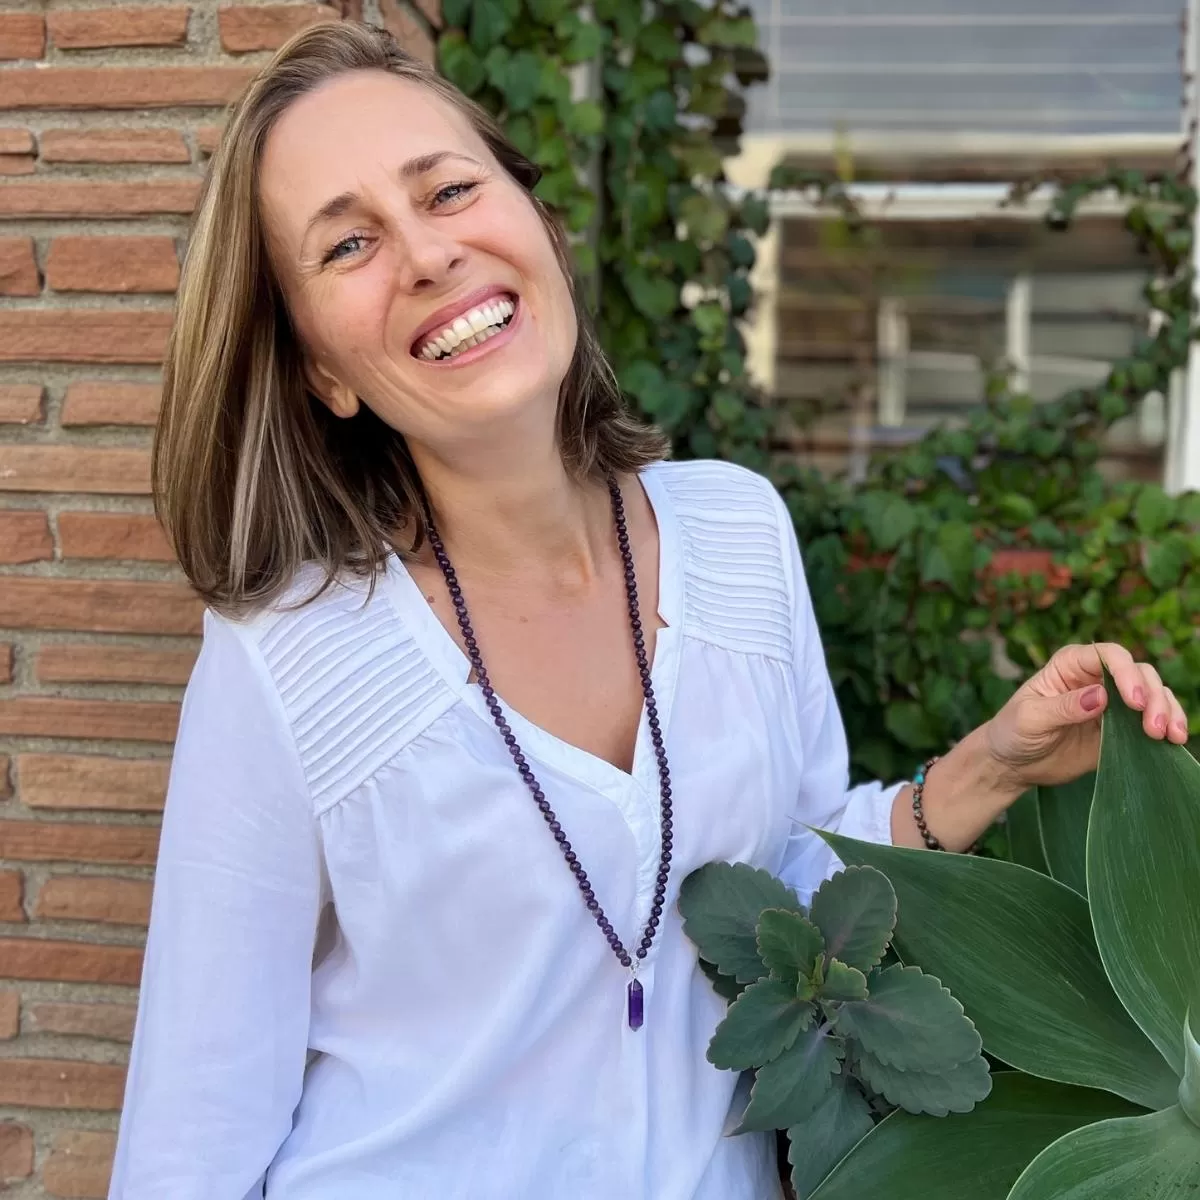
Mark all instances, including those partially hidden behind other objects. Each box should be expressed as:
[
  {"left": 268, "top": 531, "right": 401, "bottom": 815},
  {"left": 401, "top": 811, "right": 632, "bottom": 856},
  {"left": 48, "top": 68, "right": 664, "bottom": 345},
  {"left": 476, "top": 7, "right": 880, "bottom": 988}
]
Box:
[{"left": 682, "top": 670, "right": 1200, "bottom": 1198}]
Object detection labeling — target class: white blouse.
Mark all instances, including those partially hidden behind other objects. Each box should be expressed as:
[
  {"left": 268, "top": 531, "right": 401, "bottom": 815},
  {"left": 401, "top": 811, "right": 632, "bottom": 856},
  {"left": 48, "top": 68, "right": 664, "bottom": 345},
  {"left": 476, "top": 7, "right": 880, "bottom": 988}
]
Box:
[{"left": 108, "top": 460, "right": 900, "bottom": 1200}]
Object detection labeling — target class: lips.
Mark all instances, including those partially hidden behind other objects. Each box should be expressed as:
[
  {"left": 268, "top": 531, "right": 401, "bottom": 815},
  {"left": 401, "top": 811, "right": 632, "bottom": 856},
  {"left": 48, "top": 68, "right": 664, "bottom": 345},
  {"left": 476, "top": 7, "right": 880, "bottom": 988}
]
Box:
[{"left": 408, "top": 285, "right": 518, "bottom": 361}]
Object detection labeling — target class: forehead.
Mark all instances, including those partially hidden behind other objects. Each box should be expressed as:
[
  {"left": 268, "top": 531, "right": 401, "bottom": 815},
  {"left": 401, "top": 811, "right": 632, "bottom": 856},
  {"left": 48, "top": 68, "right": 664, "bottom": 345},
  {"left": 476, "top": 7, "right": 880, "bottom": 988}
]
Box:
[{"left": 259, "top": 70, "right": 486, "bottom": 228}]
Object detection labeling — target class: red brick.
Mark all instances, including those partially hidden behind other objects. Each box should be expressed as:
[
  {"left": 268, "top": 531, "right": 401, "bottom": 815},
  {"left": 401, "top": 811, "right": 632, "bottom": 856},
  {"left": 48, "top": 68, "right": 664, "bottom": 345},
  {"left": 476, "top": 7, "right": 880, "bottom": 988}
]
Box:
[
  {"left": 58, "top": 512, "right": 172, "bottom": 559},
  {"left": 0, "top": 511, "right": 53, "bottom": 562},
  {"left": 27, "top": 1002, "right": 136, "bottom": 1042},
  {"left": 0, "top": 938, "right": 142, "bottom": 986},
  {"left": 44, "top": 1130, "right": 117, "bottom": 1197},
  {"left": 0, "top": 129, "right": 33, "bottom": 155},
  {"left": 0, "top": 14, "right": 45, "bottom": 60},
  {"left": 219, "top": 3, "right": 341, "bottom": 51},
  {"left": 48, "top": 7, "right": 190, "bottom": 49},
  {"left": 0, "top": 155, "right": 34, "bottom": 176},
  {"left": 0, "top": 578, "right": 200, "bottom": 633},
  {"left": 0, "top": 821, "right": 159, "bottom": 866},
  {"left": 38, "top": 645, "right": 195, "bottom": 685},
  {"left": 196, "top": 123, "right": 223, "bottom": 155},
  {"left": 0, "top": 179, "right": 199, "bottom": 217},
  {"left": 0, "top": 235, "right": 38, "bottom": 296},
  {"left": 41, "top": 128, "right": 190, "bottom": 165},
  {"left": 0, "top": 1123, "right": 33, "bottom": 1184},
  {"left": 0, "top": 446, "right": 150, "bottom": 493},
  {"left": 0, "top": 66, "right": 252, "bottom": 110},
  {"left": 0, "top": 698, "right": 181, "bottom": 742},
  {"left": 61, "top": 382, "right": 161, "bottom": 427},
  {"left": 0, "top": 870, "right": 24, "bottom": 922},
  {"left": 0, "top": 311, "right": 171, "bottom": 364},
  {"left": 18, "top": 754, "right": 170, "bottom": 813},
  {"left": 36, "top": 876, "right": 152, "bottom": 926},
  {"left": 0, "top": 989, "right": 17, "bottom": 1038},
  {"left": 47, "top": 236, "right": 179, "bottom": 294},
  {"left": 381, "top": 0, "right": 435, "bottom": 64},
  {"left": 0, "top": 1059, "right": 126, "bottom": 1110},
  {"left": 0, "top": 384, "right": 44, "bottom": 424},
  {"left": 0, "top": 643, "right": 10, "bottom": 683}
]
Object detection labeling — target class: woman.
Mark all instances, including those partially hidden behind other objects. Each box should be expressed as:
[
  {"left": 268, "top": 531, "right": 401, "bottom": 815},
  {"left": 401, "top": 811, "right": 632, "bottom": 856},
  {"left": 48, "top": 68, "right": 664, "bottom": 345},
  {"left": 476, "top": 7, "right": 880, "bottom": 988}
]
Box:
[{"left": 108, "top": 21, "right": 1189, "bottom": 1200}]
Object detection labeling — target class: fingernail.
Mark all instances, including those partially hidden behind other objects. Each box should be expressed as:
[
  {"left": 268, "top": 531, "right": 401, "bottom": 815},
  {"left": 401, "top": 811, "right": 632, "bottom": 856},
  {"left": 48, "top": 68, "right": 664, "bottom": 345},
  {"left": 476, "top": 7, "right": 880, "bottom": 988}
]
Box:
[
  {"left": 1172, "top": 720, "right": 1188, "bottom": 740},
  {"left": 1154, "top": 713, "right": 1168, "bottom": 734},
  {"left": 1081, "top": 686, "right": 1104, "bottom": 712}
]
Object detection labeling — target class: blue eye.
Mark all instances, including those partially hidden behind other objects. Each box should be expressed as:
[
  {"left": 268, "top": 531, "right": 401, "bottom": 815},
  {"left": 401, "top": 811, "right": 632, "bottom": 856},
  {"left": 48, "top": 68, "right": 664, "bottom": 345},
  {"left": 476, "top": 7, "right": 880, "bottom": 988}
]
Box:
[
  {"left": 433, "top": 181, "right": 478, "bottom": 207},
  {"left": 323, "top": 234, "right": 368, "bottom": 265}
]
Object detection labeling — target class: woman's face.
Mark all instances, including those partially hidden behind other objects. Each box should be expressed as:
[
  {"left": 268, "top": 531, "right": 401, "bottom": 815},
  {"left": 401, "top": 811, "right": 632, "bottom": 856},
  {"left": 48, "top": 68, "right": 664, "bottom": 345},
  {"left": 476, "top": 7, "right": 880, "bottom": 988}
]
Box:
[{"left": 258, "top": 70, "right": 577, "bottom": 461}]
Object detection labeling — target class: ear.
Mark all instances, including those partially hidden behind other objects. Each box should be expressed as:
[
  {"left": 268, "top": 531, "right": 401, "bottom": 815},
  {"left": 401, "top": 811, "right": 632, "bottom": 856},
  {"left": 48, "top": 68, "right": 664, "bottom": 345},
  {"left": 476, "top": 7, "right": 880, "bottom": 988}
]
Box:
[{"left": 304, "top": 355, "right": 360, "bottom": 420}]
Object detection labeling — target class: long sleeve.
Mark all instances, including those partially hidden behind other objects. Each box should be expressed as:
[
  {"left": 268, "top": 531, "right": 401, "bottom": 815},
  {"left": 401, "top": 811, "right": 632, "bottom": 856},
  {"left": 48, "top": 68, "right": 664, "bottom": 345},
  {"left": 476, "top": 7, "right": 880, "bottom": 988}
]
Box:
[
  {"left": 109, "top": 611, "right": 323, "bottom": 1200},
  {"left": 771, "top": 491, "right": 904, "bottom": 905}
]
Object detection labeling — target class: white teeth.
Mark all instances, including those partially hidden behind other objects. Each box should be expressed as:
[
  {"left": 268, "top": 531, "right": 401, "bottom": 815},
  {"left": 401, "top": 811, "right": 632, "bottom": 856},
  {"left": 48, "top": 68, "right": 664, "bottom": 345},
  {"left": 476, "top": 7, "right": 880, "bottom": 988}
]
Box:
[{"left": 415, "top": 296, "right": 517, "bottom": 361}]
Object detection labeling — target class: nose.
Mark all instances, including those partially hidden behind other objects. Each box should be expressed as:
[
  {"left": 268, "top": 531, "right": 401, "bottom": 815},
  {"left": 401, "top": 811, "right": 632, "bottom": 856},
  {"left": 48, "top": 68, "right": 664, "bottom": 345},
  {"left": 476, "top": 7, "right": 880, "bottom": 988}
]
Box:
[{"left": 392, "top": 212, "right": 465, "bottom": 293}]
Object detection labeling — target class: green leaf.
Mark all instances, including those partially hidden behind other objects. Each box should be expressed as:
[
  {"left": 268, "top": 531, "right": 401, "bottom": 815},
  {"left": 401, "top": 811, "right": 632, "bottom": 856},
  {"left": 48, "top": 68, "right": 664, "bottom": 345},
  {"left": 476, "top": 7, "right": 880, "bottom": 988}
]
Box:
[
  {"left": 1146, "top": 531, "right": 1191, "bottom": 589},
  {"left": 1005, "top": 790, "right": 1050, "bottom": 875},
  {"left": 808, "top": 1072, "right": 1141, "bottom": 1200},
  {"left": 469, "top": 0, "right": 513, "bottom": 52},
  {"left": 623, "top": 267, "right": 678, "bottom": 320},
  {"left": 707, "top": 977, "right": 814, "bottom": 1070},
  {"left": 833, "top": 963, "right": 981, "bottom": 1071},
  {"left": 737, "top": 1022, "right": 842, "bottom": 1133},
  {"left": 858, "top": 492, "right": 918, "bottom": 550},
  {"left": 787, "top": 1071, "right": 874, "bottom": 1200},
  {"left": 821, "top": 833, "right": 1179, "bottom": 1109},
  {"left": 884, "top": 701, "right": 939, "bottom": 751},
  {"left": 441, "top": 0, "right": 472, "bottom": 28},
  {"left": 1181, "top": 1011, "right": 1200, "bottom": 1127},
  {"left": 1007, "top": 1105, "right": 1200, "bottom": 1199},
  {"left": 855, "top": 1047, "right": 992, "bottom": 1116},
  {"left": 808, "top": 866, "right": 897, "bottom": 974},
  {"left": 565, "top": 99, "right": 605, "bottom": 136},
  {"left": 437, "top": 32, "right": 487, "bottom": 94},
  {"left": 757, "top": 908, "right": 825, "bottom": 986},
  {"left": 1088, "top": 670, "right": 1200, "bottom": 1079},
  {"left": 821, "top": 960, "right": 868, "bottom": 1002},
  {"left": 678, "top": 862, "right": 803, "bottom": 983},
  {"left": 497, "top": 49, "right": 541, "bottom": 112},
  {"left": 1134, "top": 484, "right": 1174, "bottom": 536},
  {"left": 699, "top": 957, "right": 744, "bottom": 1003},
  {"left": 1036, "top": 774, "right": 1093, "bottom": 895}
]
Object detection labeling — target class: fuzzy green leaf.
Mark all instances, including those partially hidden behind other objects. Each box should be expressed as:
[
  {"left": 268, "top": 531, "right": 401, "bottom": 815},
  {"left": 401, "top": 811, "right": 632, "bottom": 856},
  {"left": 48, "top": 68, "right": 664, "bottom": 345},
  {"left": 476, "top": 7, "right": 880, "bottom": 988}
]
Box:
[
  {"left": 808, "top": 866, "right": 897, "bottom": 973},
  {"left": 808, "top": 1073, "right": 1139, "bottom": 1200},
  {"left": 822, "top": 831, "right": 1179, "bottom": 1110},
  {"left": 854, "top": 1048, "right": 992, "bottom": 1116},
  {"left": 833, "top": 964, "right": 981, "bottom": 1071},
  {"left": 707, "top": 977, "right": 814, "bottom": 1070},
  {"left": 736, "top": 1023, "right": 842, "bottom": 1133},
  {"left": 1007, "top": 1106, "right": 1200, "bottom": 1199},
  {"left": 787, "top": 1072, "right": 874, "bottom": 1200},
  {"left": 820, "top": 960, "right": 868, "bottom": 1003},
  {"left": 698, "top": 958, "right": 744, "bottom": 1003},
  {"left": 679, "top": 862, "right": 803, "bottom": 983},
  {"left": 757, "top": 909, "right": 824, "bottom": 986},
  {"left": 1088, "top": 669, "right": 1200, "bottom": 1079}
]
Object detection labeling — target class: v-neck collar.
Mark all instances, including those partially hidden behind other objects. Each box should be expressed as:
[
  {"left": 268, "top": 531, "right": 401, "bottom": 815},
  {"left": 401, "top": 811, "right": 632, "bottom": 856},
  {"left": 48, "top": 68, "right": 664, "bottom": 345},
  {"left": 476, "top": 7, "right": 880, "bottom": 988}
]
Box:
[{"left": 381, "top": 464, "right": 684, "bottom": 796}]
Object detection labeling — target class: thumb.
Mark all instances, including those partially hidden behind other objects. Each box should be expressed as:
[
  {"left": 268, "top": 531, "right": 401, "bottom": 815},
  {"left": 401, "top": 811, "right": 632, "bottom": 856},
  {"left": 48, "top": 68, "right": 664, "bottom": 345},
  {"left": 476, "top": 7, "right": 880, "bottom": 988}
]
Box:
[{"left": 1045, "top": 684, "right": 1107, "bottom": 727}]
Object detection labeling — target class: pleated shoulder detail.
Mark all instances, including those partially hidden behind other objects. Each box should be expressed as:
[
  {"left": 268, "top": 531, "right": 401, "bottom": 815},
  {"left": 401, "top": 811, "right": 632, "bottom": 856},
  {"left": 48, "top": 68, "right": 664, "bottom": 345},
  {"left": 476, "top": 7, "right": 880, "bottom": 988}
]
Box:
[
  {"left": 255, "top": 580, "right": 453, "bottom": 815},
  {"left": 650, "top": 459, "right": 792, "bottom": 662}
]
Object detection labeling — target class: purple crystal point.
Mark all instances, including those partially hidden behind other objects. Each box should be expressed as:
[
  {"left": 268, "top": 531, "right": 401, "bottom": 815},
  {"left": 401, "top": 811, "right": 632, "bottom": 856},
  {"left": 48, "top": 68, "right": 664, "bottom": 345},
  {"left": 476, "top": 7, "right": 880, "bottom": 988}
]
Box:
[{"left": 627, "top": 979, "right": 644, "bottom": 1030}]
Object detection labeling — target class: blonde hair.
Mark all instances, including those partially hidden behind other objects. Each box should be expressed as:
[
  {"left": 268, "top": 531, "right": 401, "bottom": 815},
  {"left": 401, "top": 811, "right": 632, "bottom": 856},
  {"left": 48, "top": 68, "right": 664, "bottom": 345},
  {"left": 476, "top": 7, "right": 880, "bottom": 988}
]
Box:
[{"left": 154, "top": 21, "right": 667, "bottom": 615}]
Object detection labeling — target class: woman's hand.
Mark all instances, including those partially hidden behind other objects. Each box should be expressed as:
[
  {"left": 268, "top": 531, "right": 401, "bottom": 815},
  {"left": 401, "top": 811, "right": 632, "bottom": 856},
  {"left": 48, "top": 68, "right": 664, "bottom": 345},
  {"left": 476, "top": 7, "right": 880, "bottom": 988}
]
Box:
[{"left": 983, "top": 642, "right": 1190, "bottom": 791}]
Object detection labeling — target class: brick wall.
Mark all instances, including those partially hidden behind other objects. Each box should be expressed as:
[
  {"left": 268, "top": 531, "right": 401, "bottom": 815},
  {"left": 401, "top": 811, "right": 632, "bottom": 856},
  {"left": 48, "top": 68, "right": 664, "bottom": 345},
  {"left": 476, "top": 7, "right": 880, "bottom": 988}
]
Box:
[{"left": 0, "top": 3, "right": 437, "bottom": 1195}]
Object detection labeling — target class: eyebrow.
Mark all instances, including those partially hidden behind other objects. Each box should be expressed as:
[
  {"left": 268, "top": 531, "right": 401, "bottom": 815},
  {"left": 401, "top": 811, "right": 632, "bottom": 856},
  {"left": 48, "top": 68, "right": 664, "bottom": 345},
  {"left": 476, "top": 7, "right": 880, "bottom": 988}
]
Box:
[{"left": 302, "top": 151, "right": 484, "bottom": 239}]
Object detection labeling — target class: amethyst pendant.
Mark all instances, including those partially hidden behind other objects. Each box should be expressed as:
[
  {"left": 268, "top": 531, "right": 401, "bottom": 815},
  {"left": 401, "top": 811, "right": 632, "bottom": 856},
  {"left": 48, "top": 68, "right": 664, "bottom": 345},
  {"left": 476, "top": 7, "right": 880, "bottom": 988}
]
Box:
[{"left": 627, "top": 979, "right": 644, "bottom": 1030}]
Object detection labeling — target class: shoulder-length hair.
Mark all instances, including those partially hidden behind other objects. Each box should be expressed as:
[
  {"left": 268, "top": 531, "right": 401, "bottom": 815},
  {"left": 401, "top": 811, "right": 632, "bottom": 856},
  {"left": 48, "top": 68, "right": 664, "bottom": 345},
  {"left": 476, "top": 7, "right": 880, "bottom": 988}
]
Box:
[{"left": 155, "top": 21, "right": 667, "bottom": 616}]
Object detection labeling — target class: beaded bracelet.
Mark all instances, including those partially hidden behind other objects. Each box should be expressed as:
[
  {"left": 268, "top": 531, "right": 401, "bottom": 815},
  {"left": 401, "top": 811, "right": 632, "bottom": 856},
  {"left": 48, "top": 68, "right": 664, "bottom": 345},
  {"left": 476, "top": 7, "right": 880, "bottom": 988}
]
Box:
[{"left": 912, "top": 755, "right": 944, "bottom": 850}]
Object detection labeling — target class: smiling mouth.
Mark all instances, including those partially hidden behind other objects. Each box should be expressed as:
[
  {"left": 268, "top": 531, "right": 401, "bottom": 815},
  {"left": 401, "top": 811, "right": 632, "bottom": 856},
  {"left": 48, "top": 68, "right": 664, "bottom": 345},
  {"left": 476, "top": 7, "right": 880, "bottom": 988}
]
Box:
[{"left": 412, "top": 294, "right": 518, "bottom": 362}]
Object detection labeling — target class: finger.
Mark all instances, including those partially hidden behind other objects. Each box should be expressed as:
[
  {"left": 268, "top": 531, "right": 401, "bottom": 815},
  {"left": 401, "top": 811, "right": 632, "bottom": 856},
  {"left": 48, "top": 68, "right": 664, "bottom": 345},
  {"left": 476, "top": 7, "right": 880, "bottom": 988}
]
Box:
[
  {"left": 1048, "top": 641, "right": 1131, "bottom": 693},
  {"left": 1092, "top": 642, "right": 1146, "bottom": 710},
  {"left": 1137, "top": 662, "right": 1170, "bottom": 737},
  {"left": 1164, "top": 687, "right": 1190, "bottom": 744}
]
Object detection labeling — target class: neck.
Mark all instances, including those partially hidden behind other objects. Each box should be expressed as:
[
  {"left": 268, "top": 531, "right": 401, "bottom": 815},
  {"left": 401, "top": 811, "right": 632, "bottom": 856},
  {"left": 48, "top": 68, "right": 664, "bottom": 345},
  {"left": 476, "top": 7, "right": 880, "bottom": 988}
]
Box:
[{"left": 411, "top": 441, "right": 614, "bottom": 588}]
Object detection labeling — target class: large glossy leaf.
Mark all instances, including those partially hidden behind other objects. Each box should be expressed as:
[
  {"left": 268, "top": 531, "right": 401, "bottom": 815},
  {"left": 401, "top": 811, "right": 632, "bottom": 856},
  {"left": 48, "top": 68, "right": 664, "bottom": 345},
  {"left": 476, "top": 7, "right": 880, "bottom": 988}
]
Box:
[
  {"left": 1003, "top": 790, "right": 1050, "bottom": 875},
  {"left": 787, "top": 1071, "right": 874, "bottom": 1200},
  {"left": 1037, "top": 773, "right": 1094, "bottom": 896},
  {"left": 808, "top": 866, "right": 897, "bottom": 973},
  {"left": 833, "top": 964, "right": 980, "bottom": 1071},
  {"left": 1181, "top": 1012, "right": 1200, "bottom": 1127},
  {"left": 854, "top": 1047, "right": 991, "bottom": 1116},
  {"left": 1087, "top": 672, "right": 1200, "bottom": 1078},
  {"left": 736, "top": 1022, "right": 841, "bottom": 1133},
  {"left": 808, "top": 1072, "right": 1140, "bottom": 1200},
  {"left": 679, "top": 862, "right": 803, "bottom": 983},
  {"left": 706, "top": 977, "right": 813, "bottom": 1071},
  {"left": 822, "top": 832, "right": 1178, "bottom": 1110},
  {"left": 1007, "top": 1105, "right": 1200, "bottom": 1199}
]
